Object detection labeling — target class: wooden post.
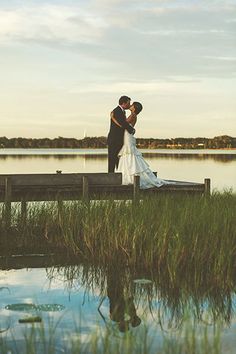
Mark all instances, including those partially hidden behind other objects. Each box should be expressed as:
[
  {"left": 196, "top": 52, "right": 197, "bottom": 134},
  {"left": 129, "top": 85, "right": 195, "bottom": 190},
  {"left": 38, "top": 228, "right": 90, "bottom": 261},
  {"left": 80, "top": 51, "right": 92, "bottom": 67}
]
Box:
[
  {"left": 204, "top": 178, "right": 211, "bottom": 196},
  {"left": 133, "top": 175, "right": 140, "bottom": 204},
  {"left": 21, "top": 200, "right": 27, "bottom": 227},
  {"left": 82, "top": 176, "right": 89, "bottom": 203},
  {"left": 4, "top": 177, "right": 12, "bottom": 229},
  {"left": 56, "top": 171, "right": 63, "bottom": 219},
  {"left": 56, "top": 193, "right": 64, "bottom": 222}
]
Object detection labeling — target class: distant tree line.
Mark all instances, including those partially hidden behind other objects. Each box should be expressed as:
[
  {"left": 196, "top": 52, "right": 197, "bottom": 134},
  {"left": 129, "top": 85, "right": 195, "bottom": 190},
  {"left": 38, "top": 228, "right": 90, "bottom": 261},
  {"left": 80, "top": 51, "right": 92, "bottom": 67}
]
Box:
[
  {"left": 136, "top": 135, "right": 236, "bottom": 149},
  {"left": 0, "top": 135, "right": 235, "bottom": 149}
]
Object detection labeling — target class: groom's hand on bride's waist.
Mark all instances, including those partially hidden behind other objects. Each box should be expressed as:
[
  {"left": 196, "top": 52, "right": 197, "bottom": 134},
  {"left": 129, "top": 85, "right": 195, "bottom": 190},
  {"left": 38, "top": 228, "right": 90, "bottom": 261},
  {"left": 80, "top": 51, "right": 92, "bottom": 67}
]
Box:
[{"left": 131, "top": 127, "right": 135, "bottom": 135}]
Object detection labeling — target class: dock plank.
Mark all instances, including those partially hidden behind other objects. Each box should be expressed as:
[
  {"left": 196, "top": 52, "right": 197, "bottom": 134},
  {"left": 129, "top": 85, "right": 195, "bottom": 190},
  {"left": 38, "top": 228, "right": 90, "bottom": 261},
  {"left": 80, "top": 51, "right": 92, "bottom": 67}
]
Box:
[
  {"left": 0, "top": 173, "right": 208, "bottom": 204},
  {"left": 0, "top": 173, "right": 122, "bottom": 186}
]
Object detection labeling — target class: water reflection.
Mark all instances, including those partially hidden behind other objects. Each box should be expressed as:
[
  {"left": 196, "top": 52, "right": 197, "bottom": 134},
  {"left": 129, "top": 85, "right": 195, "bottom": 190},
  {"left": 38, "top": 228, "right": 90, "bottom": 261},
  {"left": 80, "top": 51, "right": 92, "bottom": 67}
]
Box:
[
  {"left": 106, "top": 264, "right": 141, "bottom": 332},
  {"left": 1, "top": 152, "right": 236, "bottom": 163},
  {"left": 0, "top": 152, "right": 235, "bottom": 192},
  {"left": 44, "top": 259, "right": 235, "bottom": 329},
  {"left": 0, "top": 155, "right": 78, "bottom": 160},
  {"left": 0, "top": 256, "right": 236, "bottom": 352},
  {"left": 142, "top": 153, "right": 236, "bottom": 163}
]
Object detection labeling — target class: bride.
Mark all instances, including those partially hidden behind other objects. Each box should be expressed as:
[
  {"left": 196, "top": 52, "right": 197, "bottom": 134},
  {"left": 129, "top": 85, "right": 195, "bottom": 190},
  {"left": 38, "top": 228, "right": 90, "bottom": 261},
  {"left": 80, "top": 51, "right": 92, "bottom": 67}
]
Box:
[{"left": 111, "top": 102, "right": 170, "bottom": 189}]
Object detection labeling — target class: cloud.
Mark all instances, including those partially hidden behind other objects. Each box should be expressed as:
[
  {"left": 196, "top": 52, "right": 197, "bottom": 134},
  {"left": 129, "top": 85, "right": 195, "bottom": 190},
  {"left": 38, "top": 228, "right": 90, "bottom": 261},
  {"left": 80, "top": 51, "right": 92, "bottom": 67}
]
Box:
[
  {"left": 2, "top": 1, "right": 234, "bottom": 45},
  {"left": 0, "top": 4, "right": 108, "bottom": 44},
  {"left": 204, "top": 56, "right": 236, "bottom": 61},
  {"left": 0, "top": 0, "right": 235, "bottom": 81},
  {"left": 226, "top": 18, "right": 236, "bottom": 23},
  {"left": 69, "top": 79, "right": 204, "bottom": 95},
  {"left": 136, "top": 29, "right": 226, "bottom": 36}
]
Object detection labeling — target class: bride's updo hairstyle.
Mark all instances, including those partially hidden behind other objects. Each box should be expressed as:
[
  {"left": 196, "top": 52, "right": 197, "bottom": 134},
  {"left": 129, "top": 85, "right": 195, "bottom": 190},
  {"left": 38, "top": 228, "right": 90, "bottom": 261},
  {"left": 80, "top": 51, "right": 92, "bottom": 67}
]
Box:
[{"left": 133, "top": 102, "right": 143, "bottom": 114}]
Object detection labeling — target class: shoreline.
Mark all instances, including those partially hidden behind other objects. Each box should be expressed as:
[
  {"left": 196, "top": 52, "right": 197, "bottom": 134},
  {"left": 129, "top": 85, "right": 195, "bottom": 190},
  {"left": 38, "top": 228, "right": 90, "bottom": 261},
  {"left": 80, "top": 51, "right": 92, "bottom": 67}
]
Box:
[{"left": 0, "top": 147, "right": 236, "bottom": 150}]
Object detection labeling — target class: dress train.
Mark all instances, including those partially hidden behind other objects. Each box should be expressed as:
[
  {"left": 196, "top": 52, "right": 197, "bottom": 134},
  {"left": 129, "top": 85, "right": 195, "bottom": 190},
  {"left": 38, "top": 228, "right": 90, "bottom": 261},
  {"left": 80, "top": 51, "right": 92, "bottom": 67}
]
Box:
[{"left": 117, "top": 131, "right": 171, "bottom": 189}]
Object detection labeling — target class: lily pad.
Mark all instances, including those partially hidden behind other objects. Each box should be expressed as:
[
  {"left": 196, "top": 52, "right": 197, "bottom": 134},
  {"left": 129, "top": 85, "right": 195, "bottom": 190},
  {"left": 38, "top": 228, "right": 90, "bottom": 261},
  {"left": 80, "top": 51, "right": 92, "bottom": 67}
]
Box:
[
  {"left": 133, "top": 279, "right": 152, "bottom": 285},
  {"left": 5, "top": 304, "right": 37, "bottom": 312},
  {"left": 19, "top": 316, "right": 42, "bottom": 323},
  {"left": 5, "top": 303, "right": 65, "bottom": 312},
  {"left": 37, "top": 304, "right": 65, "bottom": 312}
]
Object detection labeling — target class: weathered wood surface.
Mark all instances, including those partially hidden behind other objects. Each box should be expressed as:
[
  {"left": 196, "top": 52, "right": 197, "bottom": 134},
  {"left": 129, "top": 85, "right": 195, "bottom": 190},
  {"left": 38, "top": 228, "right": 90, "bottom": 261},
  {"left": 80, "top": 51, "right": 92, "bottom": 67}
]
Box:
[
  {"left": 4, "top": 177, "right": 12, "bottom": 229},
  {"left": 204, "top": 178, "right": 211, "bottom": 196},
  {"left": 0, "top": 173, "right": 122, "bottom": 186},
  {"left": 0, "top": 173, "right": 209, "bottom": 227},
  {"left": 82, "top": 176, "right": 89, "bottom": 202},
  {"left": 0, "top": 173, "right": 208, "bottom": 204},
  {"left": 0, "top": 254, "right": 81, "bottom": 270},
  {"left": 0, "top": 185, "right": 206, "bottom": 202}
]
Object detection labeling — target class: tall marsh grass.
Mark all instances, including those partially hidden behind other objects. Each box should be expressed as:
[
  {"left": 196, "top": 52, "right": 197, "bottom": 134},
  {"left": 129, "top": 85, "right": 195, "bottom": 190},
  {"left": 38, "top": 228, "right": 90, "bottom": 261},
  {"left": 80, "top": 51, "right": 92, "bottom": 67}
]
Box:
[
  {"left": 0, "top": 315, "right": 222, "bottom": 354},
  {"left": 0, "top": 192, "right": 235, "bottom": 279},
  {"left": 0, "top": 192, "right": 235, "bottom": 353}
]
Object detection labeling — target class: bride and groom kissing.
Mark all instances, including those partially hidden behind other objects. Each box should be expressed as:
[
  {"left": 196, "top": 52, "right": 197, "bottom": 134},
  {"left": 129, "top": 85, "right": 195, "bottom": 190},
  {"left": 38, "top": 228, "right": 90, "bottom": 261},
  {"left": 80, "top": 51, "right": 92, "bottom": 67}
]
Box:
[{"left": 107, "top": 96, "right": 170, "bottom": 189}]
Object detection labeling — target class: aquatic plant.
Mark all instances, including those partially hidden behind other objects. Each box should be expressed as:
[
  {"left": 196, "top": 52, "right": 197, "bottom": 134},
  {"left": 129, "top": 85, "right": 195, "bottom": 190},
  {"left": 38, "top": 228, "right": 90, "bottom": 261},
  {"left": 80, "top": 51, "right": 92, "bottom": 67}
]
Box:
[
  {"left": 0, "top": 314, "right": 222, "bottom": 354},
  {"left": 0, "top": 191, "right": 235, "bottom": 283}
]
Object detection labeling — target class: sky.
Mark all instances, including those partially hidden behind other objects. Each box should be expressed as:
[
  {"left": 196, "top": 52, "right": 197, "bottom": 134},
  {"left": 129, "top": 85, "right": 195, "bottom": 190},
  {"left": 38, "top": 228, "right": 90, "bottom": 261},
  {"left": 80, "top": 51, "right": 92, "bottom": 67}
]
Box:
[{"left": 0, "top": 0, "right": 235, "bottom": 139}]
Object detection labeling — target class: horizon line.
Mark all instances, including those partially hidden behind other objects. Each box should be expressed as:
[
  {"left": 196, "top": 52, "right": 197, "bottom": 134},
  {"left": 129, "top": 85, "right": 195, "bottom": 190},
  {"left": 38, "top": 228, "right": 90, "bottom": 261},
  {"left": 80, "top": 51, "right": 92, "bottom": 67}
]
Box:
[{"left": 0, "top": 134, "right": 235, "bottom": 140}]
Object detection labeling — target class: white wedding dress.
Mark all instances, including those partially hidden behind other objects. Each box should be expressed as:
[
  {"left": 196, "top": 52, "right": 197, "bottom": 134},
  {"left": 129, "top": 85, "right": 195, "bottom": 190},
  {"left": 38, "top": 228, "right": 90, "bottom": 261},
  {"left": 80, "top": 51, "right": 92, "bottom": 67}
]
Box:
[{"left": 117, "top": 130, "right": 169, "bottom": 189}]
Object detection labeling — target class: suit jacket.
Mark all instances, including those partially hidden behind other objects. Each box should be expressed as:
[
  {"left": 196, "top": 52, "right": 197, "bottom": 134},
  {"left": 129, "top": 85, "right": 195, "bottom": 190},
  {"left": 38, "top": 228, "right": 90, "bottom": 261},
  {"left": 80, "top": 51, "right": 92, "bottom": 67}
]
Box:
[{"left": 107, "top": 106, "right": 135, "bottom": 148}]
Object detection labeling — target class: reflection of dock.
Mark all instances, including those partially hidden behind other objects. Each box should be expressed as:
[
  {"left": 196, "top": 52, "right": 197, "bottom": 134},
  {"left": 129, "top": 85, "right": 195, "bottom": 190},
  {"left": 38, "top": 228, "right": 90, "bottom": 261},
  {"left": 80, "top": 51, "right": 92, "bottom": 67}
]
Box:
[
  {"left": 0, "top": 173, "right": 210, "bottom": 227},
  {"left": 0, "top": 254, "right": 79, "bottom": 269}
]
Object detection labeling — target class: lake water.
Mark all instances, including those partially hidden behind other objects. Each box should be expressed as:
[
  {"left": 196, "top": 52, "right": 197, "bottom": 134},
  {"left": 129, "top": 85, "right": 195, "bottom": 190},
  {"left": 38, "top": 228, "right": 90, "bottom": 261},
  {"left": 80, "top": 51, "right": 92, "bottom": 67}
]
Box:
[
  {"left": 1, "top": 258, "right": 236, "bottom": 353},
  {"left": 0, "top": 149, "right": 236, "bottom": 352},
  {"left": 0, "top": 148, "right": 236, "bottom": 191}
]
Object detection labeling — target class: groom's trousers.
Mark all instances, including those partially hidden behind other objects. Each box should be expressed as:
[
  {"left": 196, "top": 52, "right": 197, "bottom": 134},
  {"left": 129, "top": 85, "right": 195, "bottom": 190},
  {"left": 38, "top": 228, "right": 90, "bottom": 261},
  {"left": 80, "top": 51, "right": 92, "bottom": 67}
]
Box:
[{"left": 108, "top": 142, "right": 122, "bottom": 173}]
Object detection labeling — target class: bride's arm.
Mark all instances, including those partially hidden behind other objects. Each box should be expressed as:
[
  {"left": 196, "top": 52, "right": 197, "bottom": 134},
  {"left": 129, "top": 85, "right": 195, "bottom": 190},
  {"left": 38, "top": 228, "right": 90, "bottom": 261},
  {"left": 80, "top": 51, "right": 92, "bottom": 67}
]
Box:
[
  {"left": 126, "top": 113, "right": 137, "bottom": 127},
  {"left": 110, "top": 111, "right": 122, "bottom": 127}
]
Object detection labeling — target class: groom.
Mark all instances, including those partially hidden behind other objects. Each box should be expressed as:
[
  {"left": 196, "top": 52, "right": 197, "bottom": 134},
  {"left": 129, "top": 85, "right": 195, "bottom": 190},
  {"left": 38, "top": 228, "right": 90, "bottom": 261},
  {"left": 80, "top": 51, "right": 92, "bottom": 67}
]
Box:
[{"left": 107, "top": 96, "right": 135, "bottom": 173}]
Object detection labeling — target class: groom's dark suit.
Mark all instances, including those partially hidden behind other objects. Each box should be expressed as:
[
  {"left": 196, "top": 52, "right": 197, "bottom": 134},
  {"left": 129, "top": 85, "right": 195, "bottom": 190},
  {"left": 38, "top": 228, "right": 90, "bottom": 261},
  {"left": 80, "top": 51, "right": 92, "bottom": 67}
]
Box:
[{"left": 107, "top": 106, "right": 135, "bottom": 173}]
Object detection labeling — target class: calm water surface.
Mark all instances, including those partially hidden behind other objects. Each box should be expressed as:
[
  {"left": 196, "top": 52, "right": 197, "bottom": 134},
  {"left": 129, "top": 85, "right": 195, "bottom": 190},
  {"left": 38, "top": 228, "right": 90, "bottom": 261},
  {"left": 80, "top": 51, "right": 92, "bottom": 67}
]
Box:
[
  {"left": 1, "top": 260, "right": 236, "bottom": 353},
  {"left": 0, "top": 149, "right": 236, "bottom": 352},
  {"left": 0, "top": 148, "right": 236, "bottom": 191}
]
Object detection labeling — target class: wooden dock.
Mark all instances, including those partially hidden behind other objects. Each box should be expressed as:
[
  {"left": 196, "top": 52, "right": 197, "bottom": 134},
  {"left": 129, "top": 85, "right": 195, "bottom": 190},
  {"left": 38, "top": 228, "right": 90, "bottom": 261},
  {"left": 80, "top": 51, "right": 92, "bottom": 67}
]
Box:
[{"left": 0, "top": 172, "right": 210, "bottom": 227}]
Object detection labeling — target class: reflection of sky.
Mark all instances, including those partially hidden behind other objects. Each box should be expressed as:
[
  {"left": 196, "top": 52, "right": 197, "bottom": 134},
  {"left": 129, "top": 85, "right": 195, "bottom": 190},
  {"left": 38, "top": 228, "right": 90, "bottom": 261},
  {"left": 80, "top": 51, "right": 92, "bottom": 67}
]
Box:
[
  {"left": 0, "top": 151, "right": 235, "bottom": 191},
  {"left": 0, "top": 267, "right": 163, "bottom": 352},
  {"left": 0, "top": 268, "right": 105, "bottom": 350},
  {"left": 1, "top": 267, "right": 236, "bottom": 353}
]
